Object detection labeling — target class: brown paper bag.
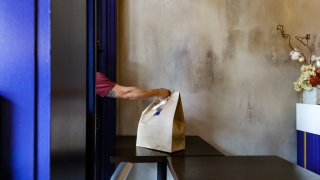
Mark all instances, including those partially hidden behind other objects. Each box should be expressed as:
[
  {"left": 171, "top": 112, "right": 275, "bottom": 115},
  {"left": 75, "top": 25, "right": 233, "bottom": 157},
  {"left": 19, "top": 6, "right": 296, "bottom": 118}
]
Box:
[{"left": 136, "top": 92, "right": 185, "bottom": 153}]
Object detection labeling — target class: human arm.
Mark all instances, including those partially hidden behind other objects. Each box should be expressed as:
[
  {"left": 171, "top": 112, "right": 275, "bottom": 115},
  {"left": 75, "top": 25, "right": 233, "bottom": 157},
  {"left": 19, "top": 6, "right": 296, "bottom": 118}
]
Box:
[
  {"left": 107, "top": 84, "right": 171, "bottom": 100},
  {"left": 96, "top": 72, "right": 171, "bottom": 100}
]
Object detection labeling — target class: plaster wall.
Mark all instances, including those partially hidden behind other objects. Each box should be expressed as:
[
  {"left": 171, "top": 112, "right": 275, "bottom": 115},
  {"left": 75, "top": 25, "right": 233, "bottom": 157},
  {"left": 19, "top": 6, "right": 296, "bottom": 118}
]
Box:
[{"left": 117, "top": 0, "right": 320, "bottom": 163}]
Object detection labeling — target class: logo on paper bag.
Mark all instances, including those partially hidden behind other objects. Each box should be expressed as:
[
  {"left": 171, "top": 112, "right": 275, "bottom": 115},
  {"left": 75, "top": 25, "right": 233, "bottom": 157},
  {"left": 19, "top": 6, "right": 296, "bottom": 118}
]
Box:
[{"left": 153, "top": 108, "right": 163, "bottom": 116}]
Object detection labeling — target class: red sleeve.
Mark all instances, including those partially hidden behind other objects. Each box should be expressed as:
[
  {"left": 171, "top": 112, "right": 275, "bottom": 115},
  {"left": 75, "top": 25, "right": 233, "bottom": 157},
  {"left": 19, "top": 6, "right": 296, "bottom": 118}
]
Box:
[{"left": 96, "top": 72, "right": 116, "bottom": 97}]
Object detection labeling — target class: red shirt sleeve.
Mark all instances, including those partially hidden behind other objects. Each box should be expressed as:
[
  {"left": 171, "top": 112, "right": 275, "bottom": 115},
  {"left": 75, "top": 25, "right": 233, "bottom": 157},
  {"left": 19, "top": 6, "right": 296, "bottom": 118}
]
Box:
[{"left": 96, "top": 72, "right": 116, "bottom": 97}]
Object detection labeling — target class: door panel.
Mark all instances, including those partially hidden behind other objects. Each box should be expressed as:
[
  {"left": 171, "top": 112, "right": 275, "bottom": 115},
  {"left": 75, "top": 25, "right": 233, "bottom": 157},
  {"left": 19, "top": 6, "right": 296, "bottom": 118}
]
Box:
[
  {"left": 96, "top": 0, "right": 117, "bottom": 179},
  {"left": 0, "top": 0, "right": 35, "bottom": 179},
  {"left": 51, "top": 0, "right": 87, "bottom": 179}
]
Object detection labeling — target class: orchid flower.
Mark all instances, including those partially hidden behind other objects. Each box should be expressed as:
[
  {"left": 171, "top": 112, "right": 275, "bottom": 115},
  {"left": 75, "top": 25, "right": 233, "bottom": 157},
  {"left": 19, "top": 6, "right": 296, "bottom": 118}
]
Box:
[{"left": 290, "top": 50, "right": 301, "bottom": 61}]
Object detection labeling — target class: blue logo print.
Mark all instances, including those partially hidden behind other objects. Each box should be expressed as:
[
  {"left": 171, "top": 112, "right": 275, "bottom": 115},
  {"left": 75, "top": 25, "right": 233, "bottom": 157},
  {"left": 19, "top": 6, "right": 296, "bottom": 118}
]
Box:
[{"left": 153, "top": 108, "right": 163, "bottom": 116}]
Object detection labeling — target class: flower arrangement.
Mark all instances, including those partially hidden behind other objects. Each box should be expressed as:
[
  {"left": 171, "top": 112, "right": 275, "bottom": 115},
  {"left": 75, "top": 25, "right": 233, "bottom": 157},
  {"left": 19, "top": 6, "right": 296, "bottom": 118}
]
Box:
[{"left": 276, "top": 25, "right": 320, "bottom": 92}]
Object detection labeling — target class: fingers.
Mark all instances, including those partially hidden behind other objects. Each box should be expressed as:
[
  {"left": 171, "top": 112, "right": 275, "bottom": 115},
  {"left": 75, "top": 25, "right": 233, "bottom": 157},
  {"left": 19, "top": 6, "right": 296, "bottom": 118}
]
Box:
[
  {"left": 158, "top": 88, "right": 171, "bottom": 99},
  {"left": 167, "top": 89, "right": 172, "bottom": 97}
]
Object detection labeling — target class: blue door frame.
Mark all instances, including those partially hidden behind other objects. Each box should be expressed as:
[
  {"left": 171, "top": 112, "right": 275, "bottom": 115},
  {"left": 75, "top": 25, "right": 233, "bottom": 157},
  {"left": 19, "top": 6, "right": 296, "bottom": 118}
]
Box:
[
  {"left": 0, "top": 0, "right": 116, "bottom": 179},
  {"left": 0, "top": 0, "right": 51, "bottom": 179}
]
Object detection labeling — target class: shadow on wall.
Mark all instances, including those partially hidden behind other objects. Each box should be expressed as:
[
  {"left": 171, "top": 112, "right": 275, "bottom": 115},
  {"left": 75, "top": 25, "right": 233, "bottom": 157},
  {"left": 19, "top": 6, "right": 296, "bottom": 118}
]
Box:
[
  {"left": 0, "top": 96, "right": 13, "bottom": 179},
  {"left": 117, "top": 61, "right": 156, "bottom": 134}
]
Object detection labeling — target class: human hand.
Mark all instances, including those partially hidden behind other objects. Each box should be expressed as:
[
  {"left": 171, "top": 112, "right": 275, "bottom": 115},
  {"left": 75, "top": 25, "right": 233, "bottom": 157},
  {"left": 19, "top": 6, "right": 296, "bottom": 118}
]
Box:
[{"left": 157, "top": 88, "right": 171, "bottom": 99}]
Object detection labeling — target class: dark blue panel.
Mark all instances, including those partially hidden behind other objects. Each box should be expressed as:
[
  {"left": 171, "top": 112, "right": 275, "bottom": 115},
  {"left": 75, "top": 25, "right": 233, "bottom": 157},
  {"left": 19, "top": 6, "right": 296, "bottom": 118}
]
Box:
[
  {"left": 297, "top": 130, "right": 304, "bottom": 168},
  {"left": 312, "top": 133, "right": 317, "bottom": 173},
  {"left": 104, "top": 0, "right": 117, "bottom": 179},
  {"left": 87, "top": 0, "right": 95, "bottom": 114},
  {"left": 96, "top": 0, "right": 117, "bottom": 179},
  {"left": 96, "top": 0, "right": 106, "bottom": 179},
  {"left": 37, "top": 0, "right": 51, "bottom": 179},
  {"left": 306, "top": 132, "right": 320, "bottom": 175},
  {"left": 87, "top": 0, "right": 96, "bottom": 179},
  {"left": 106, "top": 0, "right": 117, "bottom": 82},
  {"left": 306, "top": 133, "right": 313, "bottom": 171},
  {"left": 0, "top": 0, "right": 35, "bottom": 179},
  {"left": 307, "top": 133, "right": 313, "bottom": 170},
  {"left": 314, "top": 134, "right": 319, "bottom": 174},
  {"left": 316, "top": 136, "right": 320, "bottom": 174}
]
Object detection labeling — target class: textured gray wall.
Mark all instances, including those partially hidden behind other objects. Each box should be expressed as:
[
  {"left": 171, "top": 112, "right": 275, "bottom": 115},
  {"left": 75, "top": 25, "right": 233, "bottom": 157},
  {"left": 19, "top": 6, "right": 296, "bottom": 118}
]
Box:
[{"left": 117, "top": 0, "right": 320, "bottom": 163}]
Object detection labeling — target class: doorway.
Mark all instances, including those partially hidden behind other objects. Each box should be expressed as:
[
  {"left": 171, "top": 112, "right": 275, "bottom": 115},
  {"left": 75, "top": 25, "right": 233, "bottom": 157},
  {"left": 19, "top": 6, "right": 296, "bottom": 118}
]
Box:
[{"left": 95, "top": 0, "right": 117, "bottom": 179}]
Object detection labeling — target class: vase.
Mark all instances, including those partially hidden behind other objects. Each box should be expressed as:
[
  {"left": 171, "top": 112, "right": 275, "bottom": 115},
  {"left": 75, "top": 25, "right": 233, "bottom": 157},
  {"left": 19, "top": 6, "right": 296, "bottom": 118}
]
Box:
[{"left": 303, "top": 87, "right": 320, "bottom": 105}]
